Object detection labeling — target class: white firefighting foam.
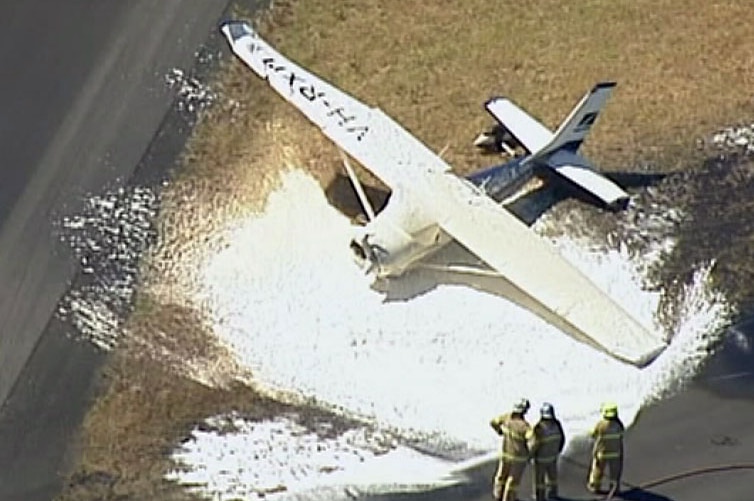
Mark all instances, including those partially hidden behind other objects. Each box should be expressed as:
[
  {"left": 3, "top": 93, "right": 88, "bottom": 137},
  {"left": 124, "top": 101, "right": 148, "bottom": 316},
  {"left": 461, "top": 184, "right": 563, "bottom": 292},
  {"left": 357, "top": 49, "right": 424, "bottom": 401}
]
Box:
[
  {"left": 168, "top": 169, "right": 731, "bottom": 500},
  {"left": 167, "top": 414, "right": 460, "bottom": 501}
]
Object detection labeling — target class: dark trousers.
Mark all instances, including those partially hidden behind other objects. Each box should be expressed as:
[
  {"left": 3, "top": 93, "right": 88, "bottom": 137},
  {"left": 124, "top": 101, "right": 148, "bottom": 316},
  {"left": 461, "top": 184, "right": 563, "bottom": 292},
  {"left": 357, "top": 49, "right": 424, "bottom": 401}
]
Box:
[{"left": 532, "top": 459, "right": 558, "bottom": 500}]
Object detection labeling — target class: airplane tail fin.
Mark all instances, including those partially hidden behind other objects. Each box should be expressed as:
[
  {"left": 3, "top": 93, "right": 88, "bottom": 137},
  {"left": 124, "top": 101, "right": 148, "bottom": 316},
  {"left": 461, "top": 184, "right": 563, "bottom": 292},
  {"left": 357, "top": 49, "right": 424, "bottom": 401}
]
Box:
[
  {"left": 533, "top": 82, "right": 628, "bottom": 209},
  {"left": 532, "top": 82, "right": 616, "bottom": 159}
]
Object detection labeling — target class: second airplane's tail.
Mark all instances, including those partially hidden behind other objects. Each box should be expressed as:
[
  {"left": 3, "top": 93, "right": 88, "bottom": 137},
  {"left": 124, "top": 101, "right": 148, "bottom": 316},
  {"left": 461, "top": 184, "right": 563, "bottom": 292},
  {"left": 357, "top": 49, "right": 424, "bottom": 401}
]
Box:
[
  {"left": 483, "top": 82, "right": 629, "bottom": 209},
  {"left": 484, "top": 82, "right": 615, "bottom": 158}
]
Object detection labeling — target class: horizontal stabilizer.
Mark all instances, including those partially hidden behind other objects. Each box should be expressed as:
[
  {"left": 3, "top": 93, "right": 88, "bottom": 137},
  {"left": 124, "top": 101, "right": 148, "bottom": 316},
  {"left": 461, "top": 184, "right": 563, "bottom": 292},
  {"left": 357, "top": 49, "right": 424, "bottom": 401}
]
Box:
[
  {"left": 547, "top": 150, "right": 629, "bottom": 208},
  {"left": 554, "top": 165, "right": 629, "bottom": 208},
  {"left": 485, "top": 98, "right": 553, "bottom": 154}
]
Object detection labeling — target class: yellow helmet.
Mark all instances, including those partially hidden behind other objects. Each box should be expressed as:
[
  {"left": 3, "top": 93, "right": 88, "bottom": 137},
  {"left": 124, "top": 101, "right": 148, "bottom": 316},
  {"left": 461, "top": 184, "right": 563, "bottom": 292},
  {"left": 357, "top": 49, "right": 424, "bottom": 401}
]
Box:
[{"left": 601, "top": 402, "right": 618, "bottom": 418}]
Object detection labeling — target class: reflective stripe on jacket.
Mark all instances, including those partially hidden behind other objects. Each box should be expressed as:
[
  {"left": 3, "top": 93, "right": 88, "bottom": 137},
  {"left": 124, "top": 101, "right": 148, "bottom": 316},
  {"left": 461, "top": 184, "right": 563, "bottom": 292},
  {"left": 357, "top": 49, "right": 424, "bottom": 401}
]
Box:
[
  {"left": 491, "top": 412, "right": 532, "bottom": 463},
  {"left": 591, "top": 417, "right": 624, "bottom": 459},
  {"left": 529, "top": 418, "right": 565, "bottom": 463}
]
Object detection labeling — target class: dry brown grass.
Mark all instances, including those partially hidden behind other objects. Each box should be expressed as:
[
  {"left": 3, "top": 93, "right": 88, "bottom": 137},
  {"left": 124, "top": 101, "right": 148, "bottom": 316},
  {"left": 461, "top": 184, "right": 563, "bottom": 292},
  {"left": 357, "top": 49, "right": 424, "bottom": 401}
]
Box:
[
  {"left": 57, "top": 298, "right": 283, "bottom": 500},
  {"left": 236, "top": 0, "right": 754, "bottom": 175},
  {"left": 58, "top": 296, "right": 370, "bottom": 500},
  {"left": 59, "top": 0, "right": 754, "bottom": 498}
]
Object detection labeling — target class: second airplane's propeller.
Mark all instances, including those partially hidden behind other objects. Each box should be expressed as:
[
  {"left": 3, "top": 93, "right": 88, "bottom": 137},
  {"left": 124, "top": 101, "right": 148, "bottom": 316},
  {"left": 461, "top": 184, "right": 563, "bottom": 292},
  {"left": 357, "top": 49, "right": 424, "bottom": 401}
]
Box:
[{"left": 339, "top": 149, "right": 376, "bottom": 222}]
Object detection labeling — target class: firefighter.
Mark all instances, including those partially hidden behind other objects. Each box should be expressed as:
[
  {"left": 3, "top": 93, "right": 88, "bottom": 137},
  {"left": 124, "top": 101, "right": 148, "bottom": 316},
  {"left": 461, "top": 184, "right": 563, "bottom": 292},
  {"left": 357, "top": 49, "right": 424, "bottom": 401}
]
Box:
[
  {"left": 587, "top": 402, "right": 625, "bottom": 495},
  {"left": 490, "top": 398, "right": 532, "bottom": 501},
  {"left": 529, "top": 402, "right": 565, "bottom": 500}
]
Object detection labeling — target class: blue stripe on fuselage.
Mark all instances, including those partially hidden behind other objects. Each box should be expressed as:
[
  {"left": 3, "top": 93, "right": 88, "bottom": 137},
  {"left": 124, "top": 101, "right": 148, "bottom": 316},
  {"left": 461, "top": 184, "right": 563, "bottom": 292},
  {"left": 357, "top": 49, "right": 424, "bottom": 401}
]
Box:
[{"left": 466, "top": 156, "right": 537, "bottom": 202}]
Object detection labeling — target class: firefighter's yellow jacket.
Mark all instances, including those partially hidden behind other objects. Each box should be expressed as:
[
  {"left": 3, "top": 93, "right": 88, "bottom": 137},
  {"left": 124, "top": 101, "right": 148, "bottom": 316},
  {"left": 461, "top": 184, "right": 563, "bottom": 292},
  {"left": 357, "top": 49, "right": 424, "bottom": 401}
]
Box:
[
  {"left": 590, "top": 417, "right": 624, "bottom": 459},
  {"left": 491, "top": 413, "right": 532, "bottom": 463}
]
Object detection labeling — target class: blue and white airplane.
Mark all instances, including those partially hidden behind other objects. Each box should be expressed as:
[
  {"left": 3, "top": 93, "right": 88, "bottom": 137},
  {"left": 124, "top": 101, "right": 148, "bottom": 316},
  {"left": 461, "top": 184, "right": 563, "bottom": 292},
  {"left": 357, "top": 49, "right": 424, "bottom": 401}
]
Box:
[
  {"left": 221, "top": 21, "right": 666, "bottom": 367},
  {"left": 469, "top": 82, "right": 630, "bottom": 210}
]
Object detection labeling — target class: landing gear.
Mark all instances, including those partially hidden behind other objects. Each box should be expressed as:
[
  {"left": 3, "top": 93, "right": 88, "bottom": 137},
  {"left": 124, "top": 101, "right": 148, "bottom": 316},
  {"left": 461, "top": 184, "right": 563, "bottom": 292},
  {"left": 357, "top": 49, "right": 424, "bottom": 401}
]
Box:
[{"left": 473, "top": 123, "right": 522, "bottom": 157}]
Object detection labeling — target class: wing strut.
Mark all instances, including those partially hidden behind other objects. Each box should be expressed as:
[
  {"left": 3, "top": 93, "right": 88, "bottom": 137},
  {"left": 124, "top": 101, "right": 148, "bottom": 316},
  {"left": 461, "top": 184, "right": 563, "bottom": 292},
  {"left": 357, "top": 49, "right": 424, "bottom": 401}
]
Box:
[{"left": 340, "top": 150, "right": 376, "bottom": 221}]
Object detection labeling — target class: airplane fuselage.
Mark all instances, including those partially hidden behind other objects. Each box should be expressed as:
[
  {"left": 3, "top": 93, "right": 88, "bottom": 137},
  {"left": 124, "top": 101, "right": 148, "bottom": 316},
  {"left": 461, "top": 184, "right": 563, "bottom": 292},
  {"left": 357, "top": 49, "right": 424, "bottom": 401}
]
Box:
[
  {"left": 351, "top": 156, "right": 536, "bottom": 277},
  {"left": 466, "top": 156, "right": 537, "bottom": 202}
]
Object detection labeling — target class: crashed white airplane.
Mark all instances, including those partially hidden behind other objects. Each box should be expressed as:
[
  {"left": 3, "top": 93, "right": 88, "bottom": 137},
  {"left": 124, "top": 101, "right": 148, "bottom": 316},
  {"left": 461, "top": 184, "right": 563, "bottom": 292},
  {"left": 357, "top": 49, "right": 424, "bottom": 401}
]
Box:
[{"left": 220, "top": 21, "right": 667, "bottom": 367}]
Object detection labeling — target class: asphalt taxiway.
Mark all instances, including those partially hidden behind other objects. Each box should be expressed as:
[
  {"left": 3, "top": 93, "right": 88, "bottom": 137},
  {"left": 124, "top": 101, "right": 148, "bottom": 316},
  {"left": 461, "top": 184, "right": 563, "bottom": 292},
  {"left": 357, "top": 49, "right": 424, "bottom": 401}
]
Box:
[
  {"left": 369, "top": 319, "right": 754, "bottom": 501},
  {"left": 0, "top": 1, "right": 229, "bottom": 499}
]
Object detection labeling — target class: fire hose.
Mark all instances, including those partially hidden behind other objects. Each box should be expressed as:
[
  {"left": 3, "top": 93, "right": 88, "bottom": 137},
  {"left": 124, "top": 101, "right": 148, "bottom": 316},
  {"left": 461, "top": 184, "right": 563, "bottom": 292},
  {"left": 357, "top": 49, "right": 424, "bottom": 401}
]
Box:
[{"left": 560, "top": 455, "right": 754, "bottom": 500}]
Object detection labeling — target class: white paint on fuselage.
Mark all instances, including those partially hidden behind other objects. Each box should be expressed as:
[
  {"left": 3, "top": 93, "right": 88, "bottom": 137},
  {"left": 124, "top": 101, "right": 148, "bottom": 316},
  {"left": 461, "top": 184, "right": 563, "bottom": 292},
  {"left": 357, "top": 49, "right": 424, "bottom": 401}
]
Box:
[{"left": 352, "top": 189, "right": 450, "bottom": 277}]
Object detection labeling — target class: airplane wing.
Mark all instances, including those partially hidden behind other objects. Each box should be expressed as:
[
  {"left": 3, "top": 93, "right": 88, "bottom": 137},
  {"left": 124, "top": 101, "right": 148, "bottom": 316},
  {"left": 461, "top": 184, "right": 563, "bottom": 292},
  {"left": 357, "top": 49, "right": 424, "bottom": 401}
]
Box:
[
  {"left": 428, "top": 172, "right": 665, "bottom": 366},
  {"left": 221, "top": 21, "right": 667, "bottom": 366},
  {"left": 220, "top": 21, "right": 449, "bottom": 190},
  {"left": 485, "top": 98, "right": 553, "bottom": 154}
]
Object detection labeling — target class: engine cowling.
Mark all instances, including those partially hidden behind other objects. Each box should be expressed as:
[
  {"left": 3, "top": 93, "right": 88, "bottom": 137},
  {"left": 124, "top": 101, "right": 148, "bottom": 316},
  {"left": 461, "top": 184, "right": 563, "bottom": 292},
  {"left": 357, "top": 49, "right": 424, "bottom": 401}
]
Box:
[
  {"left": 349, "top": 222, "right": 425, "bottom": 278},
  {"left": 349, "top": 219, "right": 448, "bottom": 278}
]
